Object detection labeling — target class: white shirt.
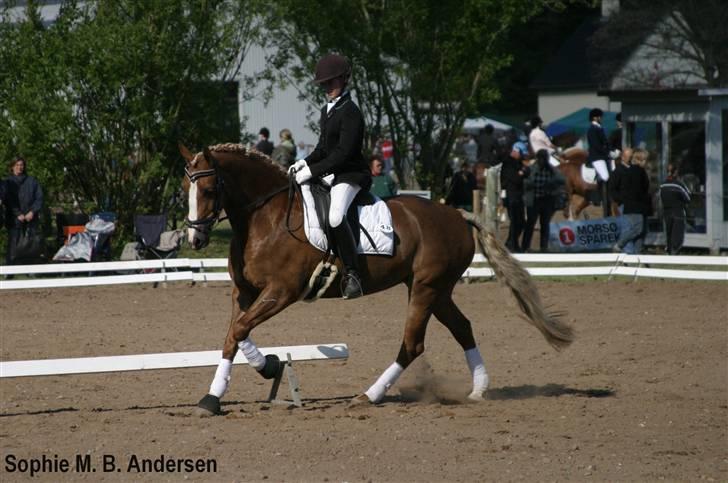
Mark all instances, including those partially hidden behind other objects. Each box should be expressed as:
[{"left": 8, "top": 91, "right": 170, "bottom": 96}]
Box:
[
  {"left": 326, "top": 90, "right": 348, "bottom": 114},
  {"left": 529, "top": 127, "right": 555, "bottom": 154}
]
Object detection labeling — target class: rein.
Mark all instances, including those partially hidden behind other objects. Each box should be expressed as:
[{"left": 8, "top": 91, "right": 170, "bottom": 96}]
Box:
[{"left": 185, "top": 164, "right": 299, "bottom": 234}]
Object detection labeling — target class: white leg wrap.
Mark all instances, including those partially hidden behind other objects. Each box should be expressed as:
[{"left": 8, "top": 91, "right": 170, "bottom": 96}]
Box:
[
  {"left": 238, "top": 338, "right": 266, "bottom": 370},
  {"left": 208, "top": 358, "right": 232, "bottom": 398},
  {"left": 465, "top": 347, "right": 489, "bottom": 400},
  {"left": 364, "top": 362, "right": 404, "bottom": 403}
]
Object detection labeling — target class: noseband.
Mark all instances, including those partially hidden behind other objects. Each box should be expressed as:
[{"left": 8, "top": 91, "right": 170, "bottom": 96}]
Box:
[{"left": 185, "top": 166, "right": 224, "bottom": 232}]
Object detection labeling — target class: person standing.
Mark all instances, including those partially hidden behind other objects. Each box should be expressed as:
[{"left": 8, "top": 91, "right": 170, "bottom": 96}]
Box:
[
  {"left": 476, "top": 124, "right": 497, "bottom": 167},
  {"left": 369, "top": 155, "right": 397, "bottom": 199},
  {"left": 271, "top": 128, "right": 297, "bottom": 169},
  {"left": 290, "top": 53, "right": 371, "bottom": 299},
  {"left": 522, "top": 149, "right": 565, "bottom": 252},
  {"left": 608, "top": 147, "right": 633, "bottom": 216},
  {"left": 500, "top": 141, "right": 530, "bottom": 252},
  {"left": 255, "top": 127, "right": 274, "bottom": 156},
  {"left": 445, "top": 158, "right": 477, "bottom": 210},
  {"left": 659, "top": 164, "right": 691, "bottom": 255},
  {"left": 613, "top": 149, "right": 652, "bottom": 254},
  {"left": 587, "top": 108, "right": 612, "bottom": 217},
  {"left": 4, "top": 156, "right": 44, "bottom": 264}
]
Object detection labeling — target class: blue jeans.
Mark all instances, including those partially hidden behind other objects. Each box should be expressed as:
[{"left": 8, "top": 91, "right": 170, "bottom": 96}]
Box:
[{"left": 616, "top": 213, "right": 646, "bottom": 254}]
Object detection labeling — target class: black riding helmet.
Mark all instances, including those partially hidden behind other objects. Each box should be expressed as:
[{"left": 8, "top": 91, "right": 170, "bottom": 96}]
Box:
[
  {"left": 589, "top": 108, "right": 604, "bottom": 120},
  {"left": 314, "top": 53, "right": 351, "bottom": 84}
]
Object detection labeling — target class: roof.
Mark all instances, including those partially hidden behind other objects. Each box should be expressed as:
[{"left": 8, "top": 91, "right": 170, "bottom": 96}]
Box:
[
  {"left": 531, "top": 17, "right": 603, "bottom": 91},
  {"left": 544, "top": 108, "right": 618, "bottom": 138}
]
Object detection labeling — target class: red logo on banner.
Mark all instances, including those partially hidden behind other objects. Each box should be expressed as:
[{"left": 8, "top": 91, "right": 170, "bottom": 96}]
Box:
[{"left": 559, "top": 227, "right": 576, "bottom": 245}]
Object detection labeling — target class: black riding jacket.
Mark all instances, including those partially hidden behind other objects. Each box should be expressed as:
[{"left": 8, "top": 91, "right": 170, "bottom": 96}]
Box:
[{"left": 306, "top": 91, "right": 371, "bottom": 190}]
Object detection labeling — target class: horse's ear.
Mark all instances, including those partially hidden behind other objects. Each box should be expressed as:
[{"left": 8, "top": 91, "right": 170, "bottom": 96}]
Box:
[{"left": 179, "top": 142, "right": 195, "bottom": 166}]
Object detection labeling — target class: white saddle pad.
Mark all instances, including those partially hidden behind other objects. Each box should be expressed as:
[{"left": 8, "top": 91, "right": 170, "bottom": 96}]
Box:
[
  {"left": 300, "top": 184, "right": 394, "bottom": 255},
  {"left": 581, "top": 165, "right": 597, "bottom": 184}
]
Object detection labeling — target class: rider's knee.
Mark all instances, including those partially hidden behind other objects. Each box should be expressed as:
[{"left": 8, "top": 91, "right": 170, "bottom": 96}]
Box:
[{"left": 329, "top": 207, "right": 345, "bottom": 227}]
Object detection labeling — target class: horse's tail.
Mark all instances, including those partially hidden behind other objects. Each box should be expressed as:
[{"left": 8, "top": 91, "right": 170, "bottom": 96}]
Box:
[{"left": 460, "top": 211, "right": 574, "bottom": 350}]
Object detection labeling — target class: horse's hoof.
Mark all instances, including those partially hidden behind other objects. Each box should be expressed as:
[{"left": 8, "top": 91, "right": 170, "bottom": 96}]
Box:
[
  {"left": 196, "top": 394, "right": 221, "bottom": 416},
  {"left": 467, "top": 391, "right": 485, "bottom": 402},
  {"left": 348, "top": 394, "right": 372, "bottom": 407},
  {"left": 258, "top": 354, "right": 281, "bottom": 380}
]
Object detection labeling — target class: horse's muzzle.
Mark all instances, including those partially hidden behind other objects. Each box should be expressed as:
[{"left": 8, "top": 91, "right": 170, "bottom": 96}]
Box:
[{"left": 188, "top": 227, "right": 210, "bottom": 250}]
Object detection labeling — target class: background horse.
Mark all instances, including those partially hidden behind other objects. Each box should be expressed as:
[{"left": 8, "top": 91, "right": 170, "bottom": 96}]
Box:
[
  {"left": 181, "top": 143, "right": 574, "bottom": 415},
  {"left": 558, "top": 147, "right": 597, "bottom": 219}
]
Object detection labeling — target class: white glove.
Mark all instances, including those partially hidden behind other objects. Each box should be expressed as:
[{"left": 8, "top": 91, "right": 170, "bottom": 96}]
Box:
[
  {"left": 289, "top": 159, "right": 308, "bottom": 174},
  {"left": 609, "top": 149, "right": 621, "bottom": 160},
  {"left": 295, "top": 165, "right": 312, "bottom": 184}
]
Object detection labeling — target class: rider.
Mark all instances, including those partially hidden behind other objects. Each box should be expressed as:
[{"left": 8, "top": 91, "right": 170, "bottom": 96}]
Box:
[
  {"left": 528, "top": 116, "right": 560, "bottom": 167},
  {"left": 586, "top": 108, "right": 612, "bottom": 217},
  {"left": 290, "top": 53, "right": 371, "bottom": 299}
]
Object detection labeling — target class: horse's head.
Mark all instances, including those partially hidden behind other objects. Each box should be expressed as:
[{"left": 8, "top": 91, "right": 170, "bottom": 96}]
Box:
[{"left": 180, "top": 143, "right": 223, "bottom": 250}]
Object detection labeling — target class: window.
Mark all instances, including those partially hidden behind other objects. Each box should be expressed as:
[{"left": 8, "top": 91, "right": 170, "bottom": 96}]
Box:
[{"left": 669, "top": 122, "right": 706, "bottom": 233}]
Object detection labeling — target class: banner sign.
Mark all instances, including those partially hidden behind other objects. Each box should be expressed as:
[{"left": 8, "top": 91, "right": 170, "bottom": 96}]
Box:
[{"left": 549, "top": 215, "right": 642, "bottom": 252}]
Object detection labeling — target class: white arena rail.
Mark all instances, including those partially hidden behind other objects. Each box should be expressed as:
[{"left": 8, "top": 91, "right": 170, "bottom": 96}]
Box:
[
  {"left": 1, "top": 254, "right": 726, "bottom": 290},
  {"left": 0, "top": 343, "right": 349, "bottom": 378}
]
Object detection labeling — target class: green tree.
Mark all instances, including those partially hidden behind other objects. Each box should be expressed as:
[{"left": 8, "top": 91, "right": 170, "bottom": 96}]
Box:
[
  {"left": 0, "top": 0, "right": 260, "bottom": 240},
  {"left": 262, "top": 0, "right": 567, "bottom": 197}
]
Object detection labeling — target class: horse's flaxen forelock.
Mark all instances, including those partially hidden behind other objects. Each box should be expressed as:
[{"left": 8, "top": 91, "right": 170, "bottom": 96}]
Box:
[{"left": 208, "top": 143, "right": 288, "bottom": 176}]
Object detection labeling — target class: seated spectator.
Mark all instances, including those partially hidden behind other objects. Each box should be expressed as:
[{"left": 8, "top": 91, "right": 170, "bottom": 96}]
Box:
[
  {"left": 255, "top": 127, "right": 274, "bottom": 156},
  {"left": 369, "top": 155, "right": 397, "bottom": 199}
]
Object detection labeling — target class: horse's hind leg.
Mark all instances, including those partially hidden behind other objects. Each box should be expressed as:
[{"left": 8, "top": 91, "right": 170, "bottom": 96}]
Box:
[
  {"left": 433, "top": 296, "right": 489, "bottom": 401},
  {"left": 355, "top": 283, "right": 437, "bottom": 404}
]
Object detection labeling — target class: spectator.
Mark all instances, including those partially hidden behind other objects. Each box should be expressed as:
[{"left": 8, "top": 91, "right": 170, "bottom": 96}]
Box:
[
  {"left": 587, "top": 108, "right": 611, "bottom": 217},
  {"left": 255, "top": 127, "right": 274, "bottom": 156},
  {"left": 522, "top": 149, "right": 566, "bottom": 253},
  {"left": 4, "top": 156, "right": 44, "bottom": 264},
  {"left": 612, "top": 149, "right": 652, "bottom": 254},
  {"left": 608, "top": 147, "right": 633, "bottom": 216},
  {"left": 296, "top": 140, "right": 311, "bottom": 160},
  {"left": 659, "top": 163, "right": 691, "bottom": 255},
  {"left": 271, "top": 128, "right": 297, "bottom": 169},
  {"left": 476, "top": 124, "right": 497, "bottom": 166},
  {"left": 445, "top": 158, "right": 477, "bottom": 210},
  {"left": 608, "top": 112, "right": 623, "bottom": 153},
  {"left": 500, "top": 141, "right": 530, "bottom": 252},
  {"left": 528, "top": 116, "right": 559, "bottom": 167},
  {"left": 369, "top": 155, "right": 397, "bottom": 199}
]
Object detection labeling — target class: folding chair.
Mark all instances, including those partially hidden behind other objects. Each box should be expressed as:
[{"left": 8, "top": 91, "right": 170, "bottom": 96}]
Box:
[
  {"left": 56, "top": 213, "right": 89, "bottom": 246},
  {"left": 133, "top": 214, "right": 185, "bottom": 286}
]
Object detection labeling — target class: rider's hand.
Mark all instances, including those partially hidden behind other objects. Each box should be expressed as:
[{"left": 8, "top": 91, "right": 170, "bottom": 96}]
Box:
[
  {"left": 24, "top": 211, "right": 34, "bottom": 222},
  {"left": 295, "top": 165, "right": 312, "bottom": 184},
  {"left": 289, "top": 159, "right": 307, "bottom": 174}
]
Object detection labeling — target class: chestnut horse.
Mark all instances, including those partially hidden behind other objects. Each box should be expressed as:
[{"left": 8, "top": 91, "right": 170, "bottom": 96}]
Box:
[
  {"left": 181, "top": 143, "right": 573, "bottom": 415},
  {"left": 557, "top": 147, "right": 618, "bottom": 220}
]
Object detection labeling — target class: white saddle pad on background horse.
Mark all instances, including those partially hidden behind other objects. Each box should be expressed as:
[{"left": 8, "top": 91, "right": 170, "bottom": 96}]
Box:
[
  {"left": 581, "top": 165, "right": 597, "bottom": 184},
  {"left": 300, "top": 184, "right": 395, "bottom": 256}
]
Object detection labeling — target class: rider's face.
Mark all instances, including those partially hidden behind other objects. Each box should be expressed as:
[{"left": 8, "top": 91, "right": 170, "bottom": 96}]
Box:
[{"left": 321, "top": 76, "right": 345, "bottom": 100}]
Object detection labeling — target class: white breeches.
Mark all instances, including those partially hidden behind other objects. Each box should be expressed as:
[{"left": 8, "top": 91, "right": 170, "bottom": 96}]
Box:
[
  {"left": 592, "top": 159, "right": 610, "bottom": 182},
  {"left": 329, "top": 182, "right": 361, "bottom": 228}
]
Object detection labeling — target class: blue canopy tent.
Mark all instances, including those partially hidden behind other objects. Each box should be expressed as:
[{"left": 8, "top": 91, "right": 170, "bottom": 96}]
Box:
[{"left": 545, "top": 108, "right": 618, "bottom": 138}]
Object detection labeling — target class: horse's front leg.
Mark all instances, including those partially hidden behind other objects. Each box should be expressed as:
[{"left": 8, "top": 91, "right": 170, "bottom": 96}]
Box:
[{"left": 197, "top": 287, "right": 297, "bottom": 416}]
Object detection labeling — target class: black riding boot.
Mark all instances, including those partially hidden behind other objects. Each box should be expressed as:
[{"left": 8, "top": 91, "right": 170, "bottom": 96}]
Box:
[{"left": 331, "top": 222, "right": 363, "bottom": 299}]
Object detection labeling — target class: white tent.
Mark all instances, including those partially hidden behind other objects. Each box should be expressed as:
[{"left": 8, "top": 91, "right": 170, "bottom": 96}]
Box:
[{"left": 462, "top": 117, "right": 515, "bottom": 134}]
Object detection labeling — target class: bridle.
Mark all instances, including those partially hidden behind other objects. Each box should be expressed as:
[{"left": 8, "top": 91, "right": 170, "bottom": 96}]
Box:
[
  {"left": 184, "top": 164, "right": 294, "bottom": 234},
  {"left": 184, "top": 166, "right": 225, "bottom": 232}
]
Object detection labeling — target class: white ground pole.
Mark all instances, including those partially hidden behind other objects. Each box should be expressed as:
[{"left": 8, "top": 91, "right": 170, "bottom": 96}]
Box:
[{"left": 0, "top": 344, "right": 349, "bottom": 378}]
